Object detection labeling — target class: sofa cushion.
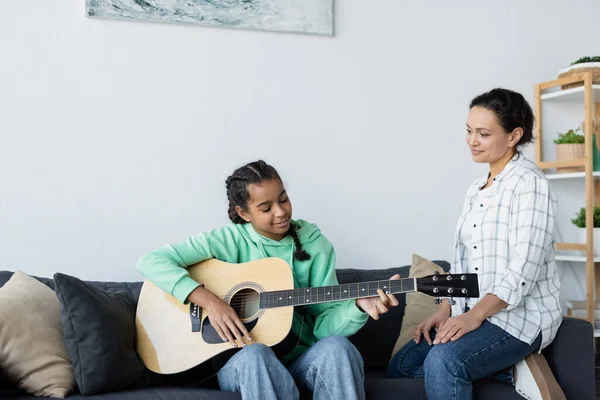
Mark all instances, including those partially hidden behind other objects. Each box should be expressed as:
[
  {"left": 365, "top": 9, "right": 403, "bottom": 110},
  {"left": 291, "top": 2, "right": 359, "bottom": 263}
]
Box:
[
  {"left": 0, "top": 386, "right": 241, "bottom": 400},
  {"left": 0, "top": 271, "right": 76, "bottom": 398},
  {"left": 339, "top": 260, "right": 450, "bottom": 371},
  {"left": 54, "top": 273, "right": 145, "bottom": 396},
  {"left": 364, "top": 372, "right": 521, "bottom": 400},
  {"left": 0, "top": 270, "right": 55, "bottom": 290}
]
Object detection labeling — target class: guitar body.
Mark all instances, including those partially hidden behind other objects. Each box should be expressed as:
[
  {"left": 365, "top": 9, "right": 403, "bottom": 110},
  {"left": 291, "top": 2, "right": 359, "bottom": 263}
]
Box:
[{"left": 135, "top": 258, "right": 295, "bottom": 374}]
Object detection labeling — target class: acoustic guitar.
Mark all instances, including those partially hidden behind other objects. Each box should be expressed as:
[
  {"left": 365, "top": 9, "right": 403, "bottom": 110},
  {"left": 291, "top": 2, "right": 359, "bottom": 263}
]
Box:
[{"left": 135, "top": 258, "right": 479, "bottom": 374}]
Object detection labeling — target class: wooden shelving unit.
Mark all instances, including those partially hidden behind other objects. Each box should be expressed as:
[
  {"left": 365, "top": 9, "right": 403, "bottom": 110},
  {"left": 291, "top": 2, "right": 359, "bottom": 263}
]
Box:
[{"left": 535, "top": 72, "right": 600, "bottom": 328}]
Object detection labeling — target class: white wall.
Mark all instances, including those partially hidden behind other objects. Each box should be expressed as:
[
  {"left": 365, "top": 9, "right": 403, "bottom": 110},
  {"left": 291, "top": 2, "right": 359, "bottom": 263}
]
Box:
[{"left": 1, "top": 0, "right": 598, "bottom": 308}]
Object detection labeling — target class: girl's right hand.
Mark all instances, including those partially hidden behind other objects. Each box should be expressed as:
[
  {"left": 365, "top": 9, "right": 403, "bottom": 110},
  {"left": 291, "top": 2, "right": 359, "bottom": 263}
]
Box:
[
  {"left": 187, "top": 286, "right": 252, "bottom": 347},
  {"left": 413, "top": 310, "right": 451, "bottom": 345}
]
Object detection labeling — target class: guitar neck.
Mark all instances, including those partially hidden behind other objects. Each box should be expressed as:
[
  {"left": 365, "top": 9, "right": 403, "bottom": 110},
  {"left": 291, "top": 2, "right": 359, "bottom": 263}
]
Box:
[{"left": 259, "top": 277, "right": 417, "bottom": 309}]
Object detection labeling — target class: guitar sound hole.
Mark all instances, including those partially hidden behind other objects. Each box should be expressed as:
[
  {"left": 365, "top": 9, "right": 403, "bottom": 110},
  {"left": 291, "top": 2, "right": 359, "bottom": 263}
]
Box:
[{"left": 230, "top": 288, "right": 260, "bottom": 322}]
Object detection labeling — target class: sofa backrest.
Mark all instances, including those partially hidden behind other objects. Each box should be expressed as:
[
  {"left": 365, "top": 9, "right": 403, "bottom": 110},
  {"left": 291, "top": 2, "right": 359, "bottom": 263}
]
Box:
[{"left": 0, "top": 259, "right": 451, "bottom": 382}]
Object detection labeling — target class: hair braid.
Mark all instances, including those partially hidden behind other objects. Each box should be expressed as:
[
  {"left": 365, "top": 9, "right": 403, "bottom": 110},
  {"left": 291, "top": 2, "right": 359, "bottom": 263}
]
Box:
[
  {"left": 287, "top": 223, "right": 311, "bottom": 261},
  {"left": 226, "top": 175, "right": 246, "bottom": 224}
]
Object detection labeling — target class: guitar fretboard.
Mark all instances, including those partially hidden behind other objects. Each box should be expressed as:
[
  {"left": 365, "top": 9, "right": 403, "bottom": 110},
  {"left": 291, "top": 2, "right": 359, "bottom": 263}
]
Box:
[{"left": 259, "top": 278, "right": 415, "bottom": 309}]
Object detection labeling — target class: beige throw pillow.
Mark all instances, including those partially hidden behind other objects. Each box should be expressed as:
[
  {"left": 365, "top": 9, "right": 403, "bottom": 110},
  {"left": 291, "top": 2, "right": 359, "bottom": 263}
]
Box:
[
  {"left": 0, "top": 271, "right": 76, "bottom": 397},
  {"left": 390, "top": 254, "right": 444, "bottom": 359}
]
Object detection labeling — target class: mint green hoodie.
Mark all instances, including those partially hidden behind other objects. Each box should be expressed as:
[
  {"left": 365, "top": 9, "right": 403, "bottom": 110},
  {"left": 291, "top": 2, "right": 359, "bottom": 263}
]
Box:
[{"left": 135, "top": 219, "right": 368, "bottom": 362}]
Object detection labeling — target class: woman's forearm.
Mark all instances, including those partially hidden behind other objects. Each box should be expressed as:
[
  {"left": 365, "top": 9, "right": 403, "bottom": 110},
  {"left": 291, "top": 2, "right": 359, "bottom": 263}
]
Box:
[{"left": 468, "top": 294, "right": 508, "bottom": 322}]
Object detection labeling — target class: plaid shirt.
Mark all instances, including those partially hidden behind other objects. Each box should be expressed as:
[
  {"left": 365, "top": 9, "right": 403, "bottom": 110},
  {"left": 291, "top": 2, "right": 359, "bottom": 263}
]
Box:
[{"left": 451, "top": 155, "right": 562, "bottom": 350}]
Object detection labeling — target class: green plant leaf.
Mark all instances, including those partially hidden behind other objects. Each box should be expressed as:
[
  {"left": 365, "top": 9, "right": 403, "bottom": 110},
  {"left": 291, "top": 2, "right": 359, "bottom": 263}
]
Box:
[
  {"left": 571, "top": 56, "right": 600, "bottom": 65},
  {"left": 554, "top": 127, "right": 585, "bottom": 144},
  {"left": 571, "top": 206, "right": 600, "bottom": 228}
]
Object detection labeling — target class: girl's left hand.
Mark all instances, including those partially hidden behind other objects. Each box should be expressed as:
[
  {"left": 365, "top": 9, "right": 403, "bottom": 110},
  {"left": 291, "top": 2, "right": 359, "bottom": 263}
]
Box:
[
  {"left": 356, "top": 274, "right": 401, "bottom": 320},
  {"left": 433, "top": 312, "right": 482, "bottom": 344}
]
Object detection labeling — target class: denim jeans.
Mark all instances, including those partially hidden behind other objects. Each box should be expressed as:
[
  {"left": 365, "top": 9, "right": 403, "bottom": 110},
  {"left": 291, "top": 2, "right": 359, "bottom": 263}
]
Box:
[
  {"left": 217, "top": 335, "right": 365, "bottom": 400},
  {"left": 387, "top": 320, "right": 541, "bottom": 400}
]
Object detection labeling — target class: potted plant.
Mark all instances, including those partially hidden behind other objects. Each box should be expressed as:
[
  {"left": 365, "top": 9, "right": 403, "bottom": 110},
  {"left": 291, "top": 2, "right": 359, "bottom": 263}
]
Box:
[
  {"left": 554, "top": 127, "right": 585, "bottom": 173},
  {"left": 558, "top": 56, "right": 600, "bottom": 89},
  {"left": 571, "top": 206, "right": 600, "bottom": 256}
]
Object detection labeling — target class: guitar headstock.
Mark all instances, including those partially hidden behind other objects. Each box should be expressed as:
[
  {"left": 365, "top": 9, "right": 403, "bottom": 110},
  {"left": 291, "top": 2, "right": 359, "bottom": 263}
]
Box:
[{"left": 416, "top": 273, "right": 479, "bottom": 304}]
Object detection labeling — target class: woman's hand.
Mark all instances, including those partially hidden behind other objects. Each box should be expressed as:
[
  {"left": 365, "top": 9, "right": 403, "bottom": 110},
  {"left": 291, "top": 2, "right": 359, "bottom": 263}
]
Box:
[
  {"left": 433, "top": 311, "right": 482, "bottom": 345},
  {"left": 187, "top": 286, "right": 252, "bottom": 347},
  {"left": 356, "top": 274, "right": 401, "bottom": 320},
  {"left": 414, "top": 310, "right": 451, "bottom": 345}
]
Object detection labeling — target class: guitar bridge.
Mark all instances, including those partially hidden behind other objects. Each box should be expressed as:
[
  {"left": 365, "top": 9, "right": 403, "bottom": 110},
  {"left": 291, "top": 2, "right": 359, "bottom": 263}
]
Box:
[{"left": 190, "top": 303, "right": 201, "bottom": 332}]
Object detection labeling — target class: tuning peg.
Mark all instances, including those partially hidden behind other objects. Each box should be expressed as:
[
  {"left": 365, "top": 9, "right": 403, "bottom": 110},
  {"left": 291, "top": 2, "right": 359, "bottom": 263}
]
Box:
[
  {"left": 434, "top": 297, "right": 442, "bottom": 305},
  {"left": 448, "top": 298, "right": 456, "bottom": 306}
]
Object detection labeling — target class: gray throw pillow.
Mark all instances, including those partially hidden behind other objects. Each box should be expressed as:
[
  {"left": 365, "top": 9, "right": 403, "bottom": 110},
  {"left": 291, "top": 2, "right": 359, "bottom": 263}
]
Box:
[{"left": 53, "top": 273, "right": 145, "bottom": 396}]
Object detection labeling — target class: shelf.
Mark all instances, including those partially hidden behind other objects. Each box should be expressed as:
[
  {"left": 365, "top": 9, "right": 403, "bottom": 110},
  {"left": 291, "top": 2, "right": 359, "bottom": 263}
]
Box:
[
  {"left": 538, "top": 159, "right": 587, "bottom": 170},
  {"left": 540, "top": 84, "right": 600, "bottom": 101},
  {"left": 555, "top": 255, "right": 600, "bottom": 263},
  {"left": 546, "top": 171, "right": 600, "bottom": 180},
  {"left": 556, "top": 242, "right": 587, "bottom": 251}
]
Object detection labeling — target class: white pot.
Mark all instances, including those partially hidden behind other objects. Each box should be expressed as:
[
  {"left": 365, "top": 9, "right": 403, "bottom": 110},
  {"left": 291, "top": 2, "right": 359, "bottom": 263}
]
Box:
[
  {"left": 558, "top": 62, "right": 600, "bottom": 75},
  {"left": 577, "top": 228, "right": 600, "bottom": 257}
]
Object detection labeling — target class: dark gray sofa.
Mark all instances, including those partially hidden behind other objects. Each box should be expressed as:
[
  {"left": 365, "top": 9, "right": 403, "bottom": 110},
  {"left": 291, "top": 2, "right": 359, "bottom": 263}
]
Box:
[{"left": 0, "top": 262, "right": 595, "bottom": 399}]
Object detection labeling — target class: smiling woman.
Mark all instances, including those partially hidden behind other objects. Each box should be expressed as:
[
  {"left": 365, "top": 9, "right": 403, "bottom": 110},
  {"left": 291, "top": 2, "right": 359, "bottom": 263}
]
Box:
[
  {"left": 388, "top": 88, "right": 566, "bottom": 400},
  {"left": 85, "top": 0, "right": 334, "bottom": 35}
]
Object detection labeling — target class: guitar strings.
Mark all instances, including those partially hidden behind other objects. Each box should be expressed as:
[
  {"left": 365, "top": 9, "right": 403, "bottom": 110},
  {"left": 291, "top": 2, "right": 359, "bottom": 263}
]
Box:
[
  {"left": 204, "top": 279, "right": 411, "bottom": 300},
  {"left": 206, "top": 283, "right": 472, "bottom": 308},
  {"left": 207, "top": 287, "right": 416, "bottom": 308}
]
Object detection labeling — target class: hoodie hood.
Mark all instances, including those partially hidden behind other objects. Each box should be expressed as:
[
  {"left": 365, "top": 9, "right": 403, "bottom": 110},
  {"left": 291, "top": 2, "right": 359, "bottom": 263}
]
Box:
[
  {"left": 238, "top": 219, "right": 321, "bottom": 246},
  {"left": 236, "top": 219, "right": 323, "bottom": 266}
]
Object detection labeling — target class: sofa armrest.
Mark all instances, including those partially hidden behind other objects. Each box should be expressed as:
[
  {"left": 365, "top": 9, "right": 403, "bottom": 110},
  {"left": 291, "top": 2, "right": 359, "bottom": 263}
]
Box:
[{"left": 542, "top": 317, "right": 596, "bottom": 400}]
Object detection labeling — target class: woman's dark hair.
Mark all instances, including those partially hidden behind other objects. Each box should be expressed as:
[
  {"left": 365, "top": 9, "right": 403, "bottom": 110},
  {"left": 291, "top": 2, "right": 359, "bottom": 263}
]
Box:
[
  {"left": 225, "top": 160, "right": 310, "bottom": 261},
  {"left": 469, "top": 88, "right": 535, "bottom": 148}
]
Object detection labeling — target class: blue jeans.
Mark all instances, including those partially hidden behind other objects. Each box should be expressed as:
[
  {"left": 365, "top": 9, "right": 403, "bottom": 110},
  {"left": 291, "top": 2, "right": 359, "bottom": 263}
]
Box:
[
  {"left": 387, "top": 320, "right": 541, "bottom": 400},
  {"left": 217, "top": 336, "right": 365, "bottom": 400}
]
